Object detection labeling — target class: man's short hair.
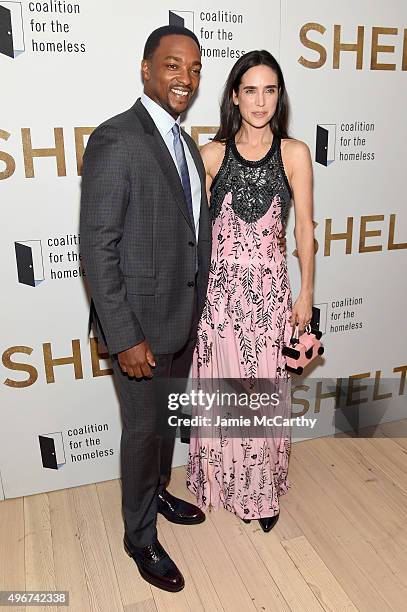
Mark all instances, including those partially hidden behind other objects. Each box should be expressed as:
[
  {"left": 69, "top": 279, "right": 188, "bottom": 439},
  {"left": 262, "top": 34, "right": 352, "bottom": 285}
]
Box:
[{"left": 143, "top": 25, "right": 201, "bottom": 60}]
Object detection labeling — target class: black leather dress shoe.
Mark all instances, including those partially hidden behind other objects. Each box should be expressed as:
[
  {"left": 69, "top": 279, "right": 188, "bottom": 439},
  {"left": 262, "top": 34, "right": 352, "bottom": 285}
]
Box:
[
  {"left": 259, "top": 514, "right": 279, "bottom": 533},
  {"left": 124, "top": 535, "right": 185, "bottom": 592},
  {"left": 158, "top": 490, "right": 205, "bottom": 525}
]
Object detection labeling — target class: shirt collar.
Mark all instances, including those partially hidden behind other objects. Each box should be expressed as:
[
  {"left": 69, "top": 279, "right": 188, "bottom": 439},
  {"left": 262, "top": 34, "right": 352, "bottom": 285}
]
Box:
[{"left": 140, "top": 93, "right": 180, "bottom": 137}]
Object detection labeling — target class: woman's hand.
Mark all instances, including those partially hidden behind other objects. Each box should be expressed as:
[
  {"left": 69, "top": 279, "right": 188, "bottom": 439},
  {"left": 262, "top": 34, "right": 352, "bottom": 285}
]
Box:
[{"left": 290, "top": 293, "right": 313, "bottom": 332}]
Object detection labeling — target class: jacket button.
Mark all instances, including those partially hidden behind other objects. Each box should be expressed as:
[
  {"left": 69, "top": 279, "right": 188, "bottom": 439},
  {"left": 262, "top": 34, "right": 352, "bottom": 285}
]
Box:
[
  {"left": 187, "top": 281, "right": 195, "bottom": 287},
  {"left": 188, "top": 241, "right": 195, "bottom": 247}
]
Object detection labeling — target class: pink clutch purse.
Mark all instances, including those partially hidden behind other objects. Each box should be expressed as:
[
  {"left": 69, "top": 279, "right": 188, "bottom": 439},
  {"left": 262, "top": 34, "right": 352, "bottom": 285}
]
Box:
[{"left": 282, "top": 324, "right": 324, "bottom": 375}]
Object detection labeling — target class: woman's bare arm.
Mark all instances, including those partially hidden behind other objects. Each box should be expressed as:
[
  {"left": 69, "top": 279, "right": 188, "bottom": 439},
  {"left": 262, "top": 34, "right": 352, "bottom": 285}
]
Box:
[
  {"left": 283, "top": 139, "right": 315, "bottom": 329},
  {"left": 200, "top": 141, "right": 225, "bottom": 204}
]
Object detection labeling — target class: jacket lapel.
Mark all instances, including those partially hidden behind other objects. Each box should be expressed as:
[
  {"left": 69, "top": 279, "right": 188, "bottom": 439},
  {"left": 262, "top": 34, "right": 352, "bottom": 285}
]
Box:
[{"left": 132, "top": 99, "right": 194, "bottom": 233}]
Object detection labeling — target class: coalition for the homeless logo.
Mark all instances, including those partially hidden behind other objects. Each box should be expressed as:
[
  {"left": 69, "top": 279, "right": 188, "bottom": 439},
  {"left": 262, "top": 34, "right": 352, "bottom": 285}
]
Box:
[
  {"left": 39, "top": 431, "right": 66, "bottom": 470},
  {"left": 169, "top": 9, "right": 194, "bottom": 32},
  {"left": 315, "top": 121, "right": 376, "bottom": 166},
  {"left": 14, "top": 240, "right": 45, "bottom": 287},
  {"left": 0, "top": 1, "right": 25, "bottom": 58},
  {"left": 169, "top": 8, "right": 246, "bottom": 60}
]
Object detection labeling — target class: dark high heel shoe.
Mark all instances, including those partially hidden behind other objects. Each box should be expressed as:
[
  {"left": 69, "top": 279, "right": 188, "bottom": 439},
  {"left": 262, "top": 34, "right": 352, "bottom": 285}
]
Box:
[
  {"left": 259, "top": 514, "right": 279, "bottom": 533},
  {"left": 242, "top": 518, "right": 251, "bottom": 524}
]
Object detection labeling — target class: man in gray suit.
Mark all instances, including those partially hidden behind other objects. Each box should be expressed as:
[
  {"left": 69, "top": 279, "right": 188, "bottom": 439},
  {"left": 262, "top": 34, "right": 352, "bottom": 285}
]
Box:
[{"left": 80, "top": 26, "right": 211, "bottom": 592}]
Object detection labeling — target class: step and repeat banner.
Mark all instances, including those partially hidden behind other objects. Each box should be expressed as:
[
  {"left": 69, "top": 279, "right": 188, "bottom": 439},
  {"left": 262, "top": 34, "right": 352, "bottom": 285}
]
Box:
[{"left": 1, "top": 0, "right": 406, "bottom": 500}]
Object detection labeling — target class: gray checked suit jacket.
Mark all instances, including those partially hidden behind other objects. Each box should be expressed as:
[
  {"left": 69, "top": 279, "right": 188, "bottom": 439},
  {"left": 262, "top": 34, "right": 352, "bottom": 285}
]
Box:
[{"left": 80, "top": 99, "right": 212, "bottom": 356}]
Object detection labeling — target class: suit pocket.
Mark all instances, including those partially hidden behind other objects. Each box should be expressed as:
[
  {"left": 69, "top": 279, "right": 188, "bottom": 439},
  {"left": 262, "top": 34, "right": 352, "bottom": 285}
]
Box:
[
  {"left": 126, "top": 294, "right": 160, "bottom": 348},
  {"left": 124, "top": 276, "right": 157, "bottom": 295}
]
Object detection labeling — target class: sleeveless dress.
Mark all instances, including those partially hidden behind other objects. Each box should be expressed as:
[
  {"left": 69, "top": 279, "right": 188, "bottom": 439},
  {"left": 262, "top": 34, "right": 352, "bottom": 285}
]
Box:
[{"left": 187, "top": 137, "right": 293, "bottom": 520}]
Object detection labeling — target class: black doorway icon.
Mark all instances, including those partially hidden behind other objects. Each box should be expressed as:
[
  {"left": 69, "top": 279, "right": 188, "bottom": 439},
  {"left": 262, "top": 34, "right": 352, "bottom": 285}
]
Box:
[
  {"left": 169, "top": 10, "right": 184, "bottom": 27},
  {"left": 0, "top": 2, "right": 24, "bottom": 58},
  {"left": 316, "top": 125, "right": 328, "bottom": 166},
  {"left": 0, "top": 4, "right": 13, "bottom": 57},
  {"left": 310, "top": 306, "right": 321, "bottom": 331},
  {"left": 315, "top": 124, "right": 336, "bottom": 166},
  {"left": 15, "top": 240, "right": 45, "bottom": 287},
  {"left": 169, "top": 10, "right": 194, "bottom": 31},
  {"left": 312, "top": 303, "right": 328, "bottom": 334},
  {"left": 39, "top": 435, "right": 58, "bottom": 470},
  {"left": 15, "top": 242, "right": 35, "bottom": 286},
  {"left": 39, "top": 433, "right": 66, "bottom": 470}
]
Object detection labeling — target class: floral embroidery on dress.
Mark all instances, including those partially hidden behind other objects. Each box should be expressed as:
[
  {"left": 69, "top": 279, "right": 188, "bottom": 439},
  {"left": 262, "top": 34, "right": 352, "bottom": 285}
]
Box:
[{"left": 187, "top": 138, "right": 293, "bottom": 519}]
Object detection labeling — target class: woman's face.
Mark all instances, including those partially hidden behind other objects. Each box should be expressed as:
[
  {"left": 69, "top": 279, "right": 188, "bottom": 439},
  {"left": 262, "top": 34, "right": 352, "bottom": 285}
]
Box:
[{"left": 233, "top": 64, "right": 279, "bottom": 130}]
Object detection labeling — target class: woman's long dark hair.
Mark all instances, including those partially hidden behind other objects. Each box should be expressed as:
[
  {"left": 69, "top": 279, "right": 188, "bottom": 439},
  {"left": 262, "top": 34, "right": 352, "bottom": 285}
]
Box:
[{"left": 214, "top": 50, "right": 290, "bottom": 142}]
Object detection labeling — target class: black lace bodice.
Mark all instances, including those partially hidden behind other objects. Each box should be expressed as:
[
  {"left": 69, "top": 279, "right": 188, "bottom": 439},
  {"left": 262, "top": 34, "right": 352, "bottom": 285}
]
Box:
[{"left": 210, "top": 137, "right": 292, "bottom": 224}]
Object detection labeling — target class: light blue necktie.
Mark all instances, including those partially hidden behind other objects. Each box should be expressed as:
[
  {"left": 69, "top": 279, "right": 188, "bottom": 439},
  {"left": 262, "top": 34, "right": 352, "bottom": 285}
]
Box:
[{"left": 172, "top": 123, "right": 194, "bottom": 225}]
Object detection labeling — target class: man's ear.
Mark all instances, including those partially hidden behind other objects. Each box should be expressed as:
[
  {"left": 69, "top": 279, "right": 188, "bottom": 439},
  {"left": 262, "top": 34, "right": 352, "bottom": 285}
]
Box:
[{"left": 141, "top": 59, "right": 150, "bottom": 82}]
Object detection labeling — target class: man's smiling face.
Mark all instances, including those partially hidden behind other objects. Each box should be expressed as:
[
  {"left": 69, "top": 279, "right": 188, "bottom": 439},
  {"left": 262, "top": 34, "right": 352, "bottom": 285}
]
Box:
[{"left": 142, "top": 34, "right": 202, "bottom": 118}]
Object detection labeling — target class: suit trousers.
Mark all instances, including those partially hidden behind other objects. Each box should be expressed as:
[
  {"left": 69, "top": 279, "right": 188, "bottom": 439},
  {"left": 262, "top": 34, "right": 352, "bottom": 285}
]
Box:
[{"left": 111, "top": 289, "right": 198, "bottom": 547}]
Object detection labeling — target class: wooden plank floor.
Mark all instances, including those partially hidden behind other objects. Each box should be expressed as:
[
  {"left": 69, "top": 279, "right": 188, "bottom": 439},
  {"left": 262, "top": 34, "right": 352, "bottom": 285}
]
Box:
[{"left": 1, "top": 422, "right": 407, "bottom": 612}]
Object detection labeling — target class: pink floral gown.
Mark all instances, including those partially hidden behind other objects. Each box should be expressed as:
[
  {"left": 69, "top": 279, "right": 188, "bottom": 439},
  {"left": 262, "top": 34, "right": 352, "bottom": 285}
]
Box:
[{"left": 187, "top": 137, "right": 294, "bottom": 520}]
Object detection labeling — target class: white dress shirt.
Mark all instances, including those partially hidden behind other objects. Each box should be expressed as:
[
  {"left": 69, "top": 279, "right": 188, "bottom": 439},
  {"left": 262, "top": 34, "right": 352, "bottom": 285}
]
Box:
[{"left": 140, "top": 93, "right": 201, "bottom": 239}]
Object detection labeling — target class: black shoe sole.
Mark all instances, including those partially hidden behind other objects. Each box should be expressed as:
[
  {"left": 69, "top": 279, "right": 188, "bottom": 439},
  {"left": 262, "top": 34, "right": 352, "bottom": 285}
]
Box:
[
  {"left": 124, "top": 540, "right": 185, "bottom": 593},
  {"left": 158, "top": 510, "right": 205, "bottom": 525}
]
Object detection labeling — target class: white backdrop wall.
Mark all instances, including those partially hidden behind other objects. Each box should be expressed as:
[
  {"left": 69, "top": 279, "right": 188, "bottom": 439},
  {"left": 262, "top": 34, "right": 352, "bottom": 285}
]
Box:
[{"left": 1, "top": 0, "right": 406, "bottom": 500}]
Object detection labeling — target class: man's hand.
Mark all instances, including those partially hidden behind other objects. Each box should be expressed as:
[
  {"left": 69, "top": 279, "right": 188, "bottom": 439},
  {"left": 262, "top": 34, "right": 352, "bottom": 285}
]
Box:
[
  {"left": 118, "top": 340, "right": 156, "bottom": 378},
  {"left": 278, "top": 227, "right": 287, "bottom": 255}
]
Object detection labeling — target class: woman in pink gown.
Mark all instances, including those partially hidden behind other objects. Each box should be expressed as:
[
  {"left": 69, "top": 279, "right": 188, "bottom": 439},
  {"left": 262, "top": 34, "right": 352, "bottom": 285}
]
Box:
[{"left": 187, "top": 51, "right": 314, "bottom": 532}]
